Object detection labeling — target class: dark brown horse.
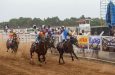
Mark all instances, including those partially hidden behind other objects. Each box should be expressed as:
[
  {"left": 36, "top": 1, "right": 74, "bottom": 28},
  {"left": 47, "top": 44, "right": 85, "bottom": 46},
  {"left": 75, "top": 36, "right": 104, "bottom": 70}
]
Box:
[
  {"left": 57, "top": 37, "right": 79, "bottom": 64},
  {"left": 6, "top": 38, "right": 19, "bottom": 53},
  {"left": 30, "top": 39, "right": 48, "bottom": 64},
  {"left": 46, "top": 37, "right": 56, "bottom": 53}
]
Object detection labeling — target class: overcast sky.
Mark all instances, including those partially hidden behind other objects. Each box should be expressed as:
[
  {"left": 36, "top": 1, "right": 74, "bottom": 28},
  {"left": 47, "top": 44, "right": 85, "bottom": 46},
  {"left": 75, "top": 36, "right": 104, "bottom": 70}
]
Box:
[{"left": 0, "top": 0, "right": 100, "bottom": 22}]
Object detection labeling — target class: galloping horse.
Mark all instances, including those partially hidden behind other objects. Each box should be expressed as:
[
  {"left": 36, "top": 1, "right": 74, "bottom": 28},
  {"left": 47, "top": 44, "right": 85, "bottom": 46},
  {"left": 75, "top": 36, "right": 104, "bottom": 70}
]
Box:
[
  {"left": 6, "top": 38, "right": 19, "bottom": 53},
  {"left": 57, "top": 37, "right": 79, "bottom": 64},
  {"left": 45, "top": 34, "right": 56, "bottom": 53},
  {"left": 30, "top": 38, "right": 48, "bottom": 64}
]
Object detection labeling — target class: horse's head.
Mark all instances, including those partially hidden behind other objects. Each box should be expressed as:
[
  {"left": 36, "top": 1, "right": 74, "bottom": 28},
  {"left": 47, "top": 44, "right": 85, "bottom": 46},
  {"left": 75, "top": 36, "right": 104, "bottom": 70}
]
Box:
[
  {"left": 70, "top": 37, "right": 78, "bottom": 46},
  {"left": 51, "top": 37, "right": 55, "bottom": 43},
  {"left": 45, "top": 36, "right": 54, "bottom": 45},
  {"left": 45, "top": 37, "right": 50, "bottom": 42}
]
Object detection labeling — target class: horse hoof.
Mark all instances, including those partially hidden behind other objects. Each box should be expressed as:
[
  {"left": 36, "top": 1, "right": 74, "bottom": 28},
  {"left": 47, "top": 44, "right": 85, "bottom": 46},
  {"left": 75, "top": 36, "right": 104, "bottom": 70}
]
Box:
[
  {"left": 30, "top": 60, "right": 34, "bottom": 64},
  {"left": 30, "top": 61, "right": 35, "bottom": 65},
  {"left": 59, "top": 63, "right": 62, "bottom": 65},
  {"left": 30, "top": 58, "right": 33, "bottom": 61},
  {"left": 39, "top": 64, "right": 42, "bottom": 67},
  {"left": 59, "top": 63, "right": 65, "bottom": 65}
]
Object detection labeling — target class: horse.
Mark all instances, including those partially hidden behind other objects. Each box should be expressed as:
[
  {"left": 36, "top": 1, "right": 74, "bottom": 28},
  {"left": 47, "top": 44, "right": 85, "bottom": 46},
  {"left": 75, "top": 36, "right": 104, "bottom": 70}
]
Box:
[
  {"left": 6, "top": 38, "right": 19, "bottom": 53},
  {"left": 56, "top": 37, "right": 79, "bottom": 64},
  {"left": 45, "top": 35, "right": 56, "bottom": 54},
  {"left": 30, "top": 38, "right": 48, "bottom": 64}
]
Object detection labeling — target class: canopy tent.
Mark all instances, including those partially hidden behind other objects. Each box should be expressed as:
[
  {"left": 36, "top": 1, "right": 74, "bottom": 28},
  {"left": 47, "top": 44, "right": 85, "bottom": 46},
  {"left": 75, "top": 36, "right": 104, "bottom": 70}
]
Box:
[{"left": 106, "top": 1, "right": 115, "bottom": 28}]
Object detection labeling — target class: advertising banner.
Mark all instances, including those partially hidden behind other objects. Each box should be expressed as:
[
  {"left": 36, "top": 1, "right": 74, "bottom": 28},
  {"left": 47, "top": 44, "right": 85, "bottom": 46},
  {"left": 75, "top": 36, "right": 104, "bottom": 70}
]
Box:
[
  {"left": 89, "top": 36, "right": 101, "bottom": 50},
  {"left": 102, "top": 37, "right": 115, "bottom": 52},
  {"left": 77, "top": 36, "right": 88, "bottom": 45}
]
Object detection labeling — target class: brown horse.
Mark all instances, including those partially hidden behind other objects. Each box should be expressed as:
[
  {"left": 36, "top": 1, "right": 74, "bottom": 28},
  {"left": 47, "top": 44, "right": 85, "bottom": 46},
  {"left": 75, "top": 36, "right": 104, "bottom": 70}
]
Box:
[
  {"left": 57, "top": 37, "right": 79, "bottom": 64},
  {"left": 6, "top": 38, "right": 19, "bottom": 53},
  {"left": 30, "top": 39, "right": 48, "bottom": 64},
  {"left": 46, "top": 37, "right": 56, "bottom": 53}
]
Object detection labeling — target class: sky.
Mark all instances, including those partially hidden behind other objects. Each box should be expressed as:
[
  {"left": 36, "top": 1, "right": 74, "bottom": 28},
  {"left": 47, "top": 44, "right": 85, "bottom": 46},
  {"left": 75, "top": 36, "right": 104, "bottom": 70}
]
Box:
[{"left": 0, "top": 0, "right": 100, "bottom": 22}]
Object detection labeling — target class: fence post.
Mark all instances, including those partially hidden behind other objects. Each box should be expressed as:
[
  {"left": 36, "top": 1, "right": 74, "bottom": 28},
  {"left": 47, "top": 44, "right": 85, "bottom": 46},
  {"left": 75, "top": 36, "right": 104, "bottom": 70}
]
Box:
[
  {"left": 100, "top": 36, "right": 103, "bottom": 51},
  {"left": 100, "top": 31, "right": 104, "bottom": 51}
]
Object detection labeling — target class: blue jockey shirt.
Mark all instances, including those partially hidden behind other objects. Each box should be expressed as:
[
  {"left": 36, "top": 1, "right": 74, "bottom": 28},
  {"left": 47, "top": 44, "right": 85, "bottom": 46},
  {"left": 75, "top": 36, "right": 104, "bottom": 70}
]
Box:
[{"left": 61, "top": 29, "right": 68, "bottom": 41}]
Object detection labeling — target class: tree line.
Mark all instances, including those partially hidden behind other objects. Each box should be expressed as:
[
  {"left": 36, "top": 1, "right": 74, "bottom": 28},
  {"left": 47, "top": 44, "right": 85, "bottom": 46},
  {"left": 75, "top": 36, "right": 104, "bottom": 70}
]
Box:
[{"left": 0, "top": 15, "right": 106, "bottom": 29}]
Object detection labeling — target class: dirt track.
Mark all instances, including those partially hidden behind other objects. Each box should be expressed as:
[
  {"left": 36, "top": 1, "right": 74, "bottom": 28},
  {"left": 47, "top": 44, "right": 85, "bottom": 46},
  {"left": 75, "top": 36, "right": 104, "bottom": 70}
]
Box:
[{"left": 0, "top": 42, "right": 115, "bottom": 75}]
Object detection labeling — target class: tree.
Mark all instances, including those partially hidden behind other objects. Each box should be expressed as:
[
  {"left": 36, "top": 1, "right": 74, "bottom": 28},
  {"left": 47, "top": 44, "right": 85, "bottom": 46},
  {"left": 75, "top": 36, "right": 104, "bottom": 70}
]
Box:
[
  {"left": 32, "top": 18, "right": 44, "bottom": 26},
  {"left": 90, "top": 18, "right": 101, "bottom": 26},
  {"left": 80, "top": 15, "right": 85, "bottom": 19},
  {"left": 0, "top": 16, "right": 103, "bottom": 29}
]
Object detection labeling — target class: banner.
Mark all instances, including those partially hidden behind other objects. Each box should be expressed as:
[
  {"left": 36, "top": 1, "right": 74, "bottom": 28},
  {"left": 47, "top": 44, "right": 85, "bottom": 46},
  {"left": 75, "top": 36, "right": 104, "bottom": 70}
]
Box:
[
  {"left": 89, "top": 36, "right": 101, "bottom": 50},
  {"left": 89, "top": 36, "right": 101, "bottom": 44},
  {"left": 102, "top": 37, "right": 115, "bottom": 52},
  {"left": 77, "top": 36, "right": 88, "bottom": 45}
]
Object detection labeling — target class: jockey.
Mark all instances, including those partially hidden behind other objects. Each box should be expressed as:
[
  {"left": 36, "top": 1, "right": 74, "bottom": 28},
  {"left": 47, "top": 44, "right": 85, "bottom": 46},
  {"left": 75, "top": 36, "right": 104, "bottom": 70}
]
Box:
[
  {"left": 8, "top": 29, "right": 17, "bottom": 41},
  {"left": 35, "top": 29, "right": 45, "bottom": 43},
  {"left": 8, "top": 29, "right": 14, "bottom": 41},
  {"left": 60, "top": 26, "right": 69, "bottom": 42},
  {"left": 51, "top": 28, "right": 55, "bottom": 39},
  {"left": 35, "top": 30, "right": 40, "bottom": 43},
  {"left": 45, "top": 25, "right": 51, "bottom": 38}
]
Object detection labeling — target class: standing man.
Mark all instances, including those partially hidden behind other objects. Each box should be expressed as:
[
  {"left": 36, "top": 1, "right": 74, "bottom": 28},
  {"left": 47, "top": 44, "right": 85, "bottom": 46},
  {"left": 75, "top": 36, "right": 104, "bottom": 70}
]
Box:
[
  {"left": 33, "top": 25, "right": 37, "bottom": 34},
  {"left": 4, "top": 25, "right": 9, "bottom": 33}
]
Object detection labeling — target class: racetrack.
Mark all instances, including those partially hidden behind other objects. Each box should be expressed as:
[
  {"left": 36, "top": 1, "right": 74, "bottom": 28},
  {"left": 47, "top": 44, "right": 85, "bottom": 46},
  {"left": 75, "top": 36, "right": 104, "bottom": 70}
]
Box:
[{"left": 0, "top": 42, "right": 115, "bottom": 75}]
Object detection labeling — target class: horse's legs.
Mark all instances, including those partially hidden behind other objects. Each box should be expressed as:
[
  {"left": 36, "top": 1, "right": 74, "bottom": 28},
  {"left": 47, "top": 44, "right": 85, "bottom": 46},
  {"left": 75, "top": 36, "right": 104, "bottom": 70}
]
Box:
[
  {"left": 36, "top": 54, "right": 42, "bottom": 66},
  {"left": 59, "top": 53, "right": 61, "bottom": 64},
  {"left": 61, "top": 53, "right": 65, "bottom": 64},
  {"left": 50, "top": 48, "right": 53, "bottom": 54},
  {"left": 6, "top": 46, "right": 10, "bottom": 52},
  {"left": 70, "top": 53, "right": 74, "bottom": 61},
  {"left": 30, "top": 51, "right": 33, "bottom": 60},
  {"left": 38, "top": 54, "right": 42, "bottom": 63},
  {"left": 13, "top": 48, "right": 17, "bottom": 53},
  {"left": 43, "top": 55, "right": 46, "bottom": 64},
  {"left": 59, "top": 52, "right": 65, "bottom": 64},
  {"left": 11, "top": 49, "right": 14, "bottom": 53},
  {"left": 72, "top": 52, "right": 79, "bottom": 59},
  {"left": 38, "top": 55, "right": 41, "bottom": 63},
  {"left": 7, "top": 48, "right": 9, "bottom": 52}
]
